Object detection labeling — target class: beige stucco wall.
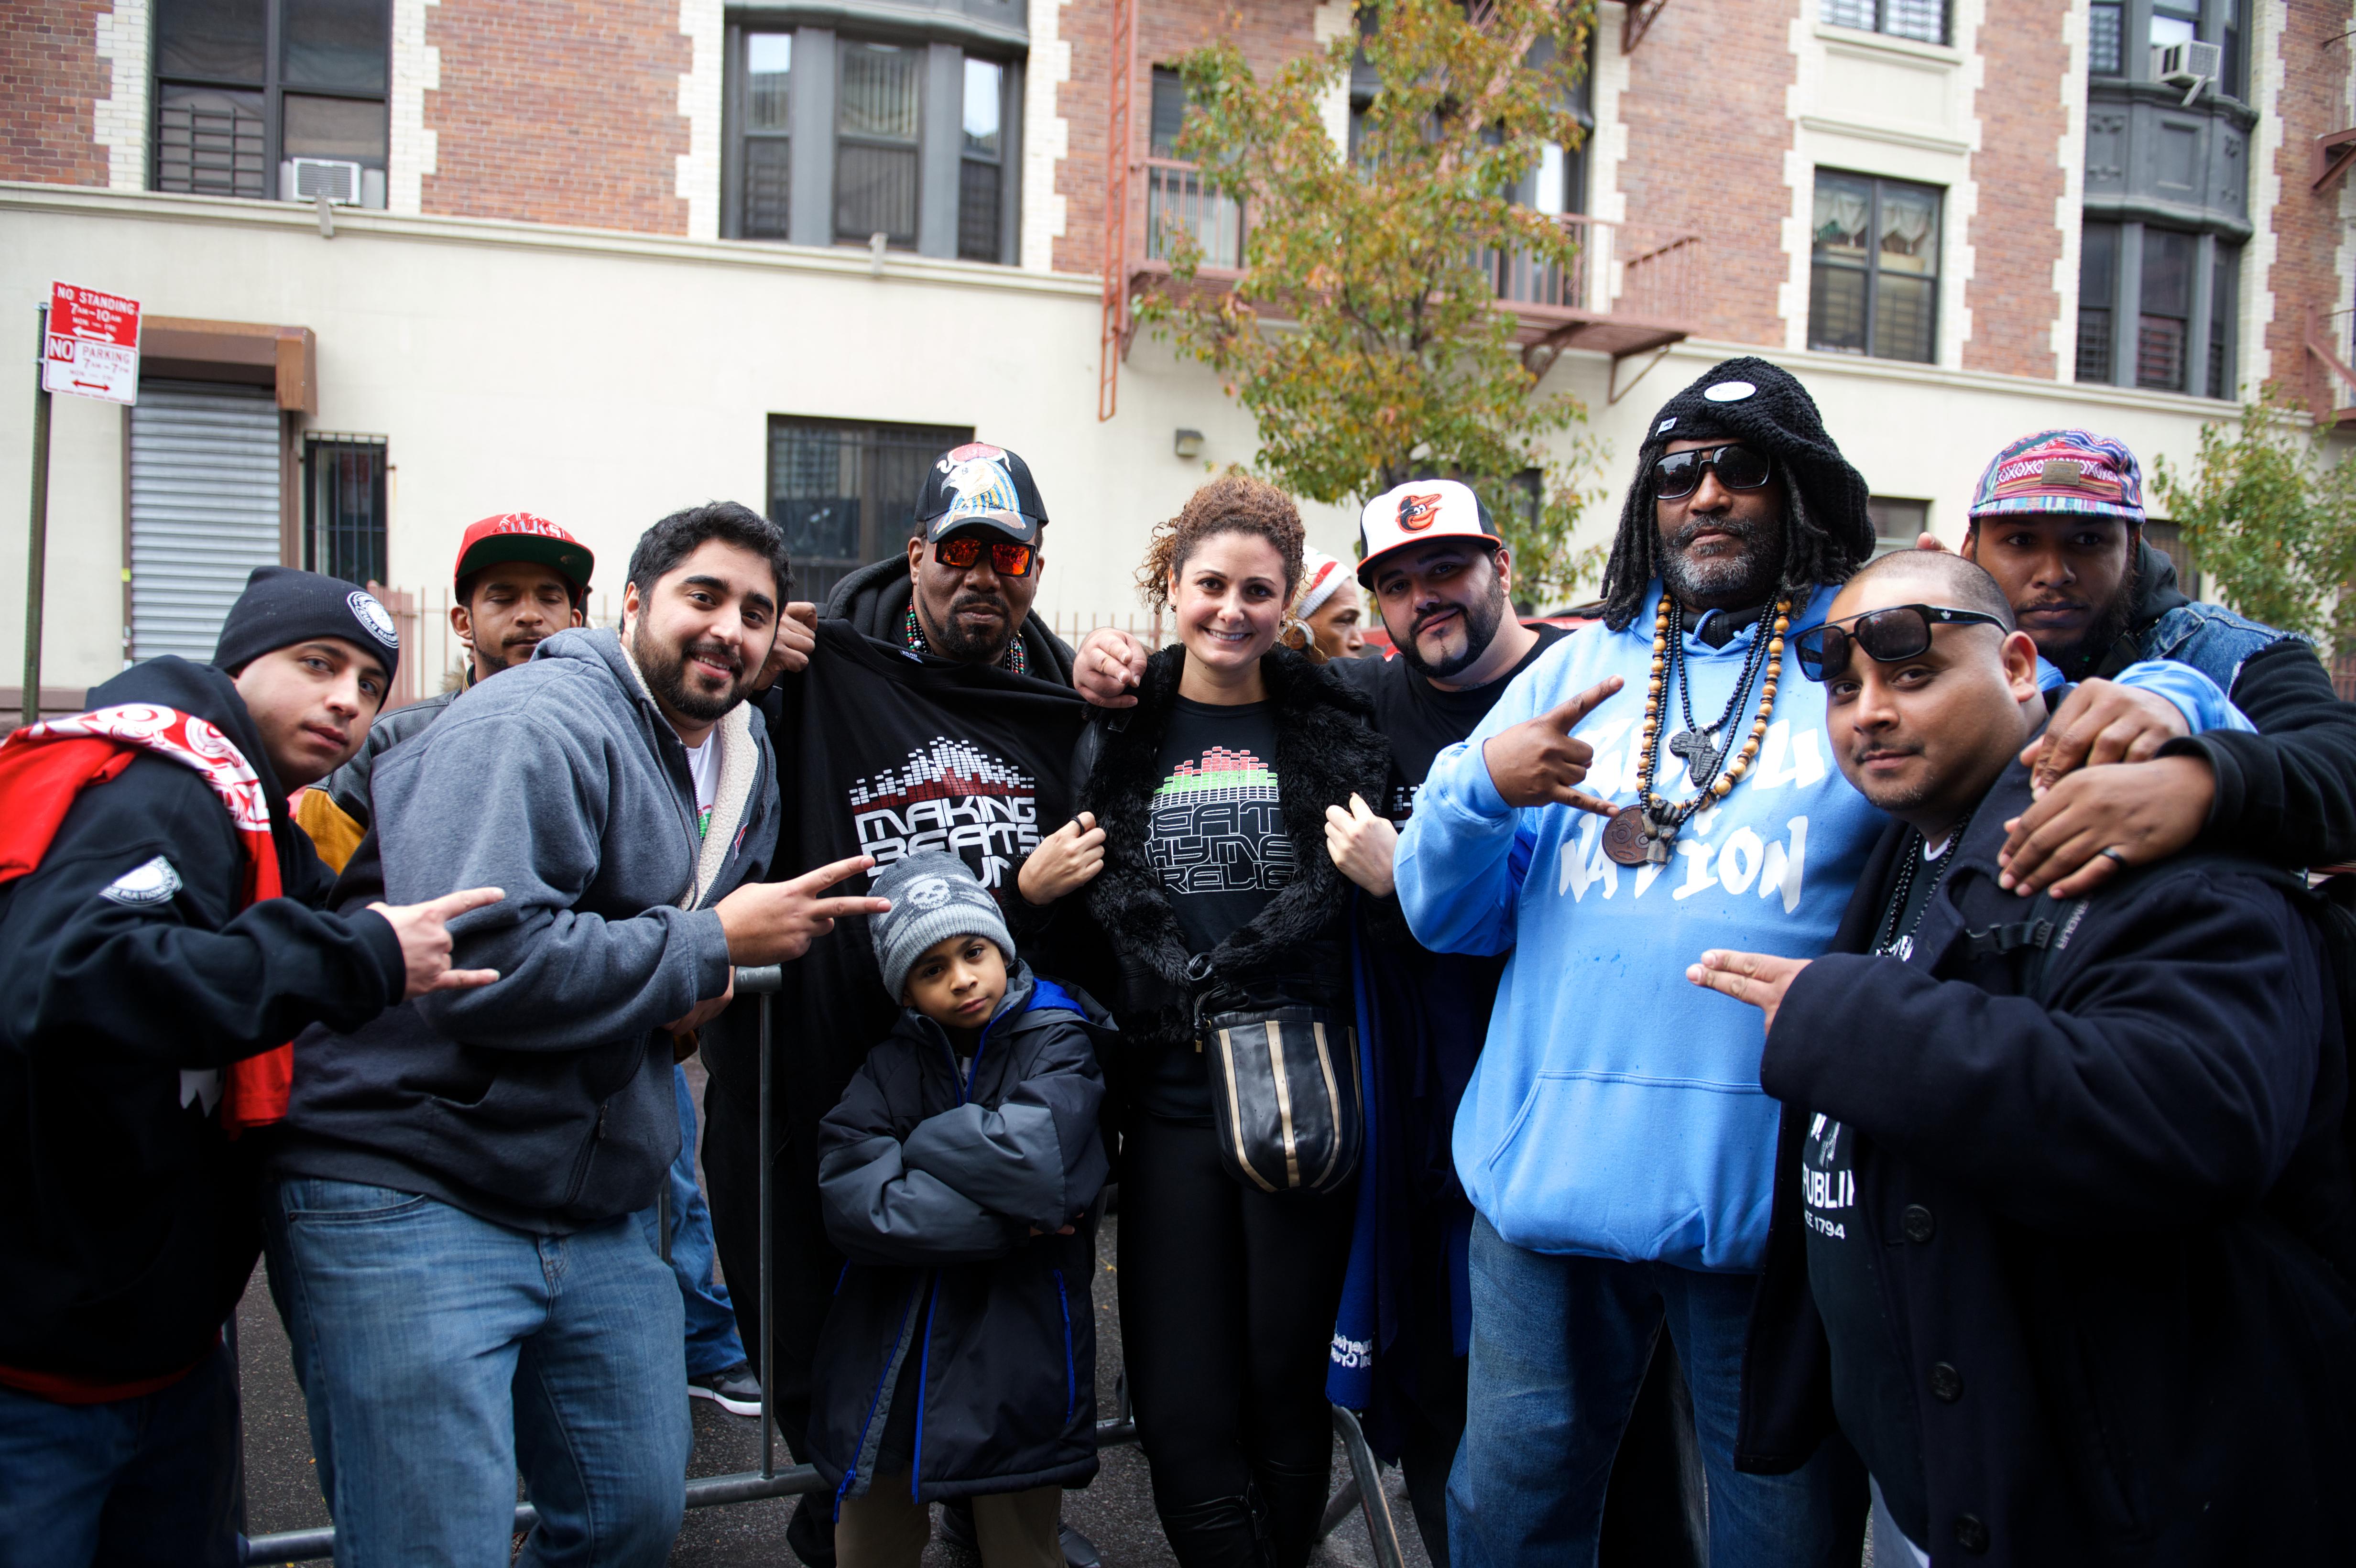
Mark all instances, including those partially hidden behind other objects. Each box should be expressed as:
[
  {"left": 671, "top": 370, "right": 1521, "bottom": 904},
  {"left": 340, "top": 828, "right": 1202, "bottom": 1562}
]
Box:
[{"left": 2, "top": 183, "right": 2247, "bottom": 696}]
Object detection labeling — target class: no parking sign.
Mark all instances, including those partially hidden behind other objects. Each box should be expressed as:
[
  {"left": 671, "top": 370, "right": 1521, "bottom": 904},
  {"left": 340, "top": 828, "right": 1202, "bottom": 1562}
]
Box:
[{"left": 42, "top": 281, "right": 142, "bottom": 404}]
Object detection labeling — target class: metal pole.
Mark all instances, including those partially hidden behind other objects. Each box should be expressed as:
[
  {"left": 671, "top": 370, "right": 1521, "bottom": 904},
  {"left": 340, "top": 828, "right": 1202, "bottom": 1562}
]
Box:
[
  {"left": 24, "top": 305, "right": 52, "bottom": 730},
  {"left": 733, "top": 963, "right": 784, "bottom": 1483}
]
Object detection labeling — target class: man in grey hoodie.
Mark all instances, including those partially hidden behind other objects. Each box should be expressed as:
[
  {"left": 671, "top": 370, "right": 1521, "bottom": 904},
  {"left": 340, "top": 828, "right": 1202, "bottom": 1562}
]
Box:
[{"left": 264, "top": 502, "right": 891, "bottom": 1568}]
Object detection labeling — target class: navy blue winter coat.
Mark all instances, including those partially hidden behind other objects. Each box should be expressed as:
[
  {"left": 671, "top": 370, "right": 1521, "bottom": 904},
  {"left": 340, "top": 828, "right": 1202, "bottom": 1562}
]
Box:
[
  {"left": 1736, "top": 756, "right": 2356, "bottom": 1566},
  {"left": 810, "top": 964, "right": 1112, "bottom": 1504}
]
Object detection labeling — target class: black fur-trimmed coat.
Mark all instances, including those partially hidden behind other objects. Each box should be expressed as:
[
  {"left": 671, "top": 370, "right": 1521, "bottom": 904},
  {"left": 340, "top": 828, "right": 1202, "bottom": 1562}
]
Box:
[{"left": 1076, "top": 643, "right": 1394, "bottom": 1056}]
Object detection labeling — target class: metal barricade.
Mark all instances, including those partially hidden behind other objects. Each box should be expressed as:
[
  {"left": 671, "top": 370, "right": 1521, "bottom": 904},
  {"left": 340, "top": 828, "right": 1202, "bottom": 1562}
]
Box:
[{"left": 241, "top": 970, "right": 1406, "bottom": 1567}]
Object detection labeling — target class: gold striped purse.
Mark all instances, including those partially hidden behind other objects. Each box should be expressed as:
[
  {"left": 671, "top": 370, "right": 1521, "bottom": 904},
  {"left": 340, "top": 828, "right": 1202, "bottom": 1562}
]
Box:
[{"left": 1195, "top": 1002, "right": 1364, "bottom": 1196}]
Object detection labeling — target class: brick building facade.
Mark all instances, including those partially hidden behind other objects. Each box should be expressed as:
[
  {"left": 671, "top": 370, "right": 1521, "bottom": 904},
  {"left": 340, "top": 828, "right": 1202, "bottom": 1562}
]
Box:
[{"left": 2, "top": 0, "right": 2352, "bottom": 701}]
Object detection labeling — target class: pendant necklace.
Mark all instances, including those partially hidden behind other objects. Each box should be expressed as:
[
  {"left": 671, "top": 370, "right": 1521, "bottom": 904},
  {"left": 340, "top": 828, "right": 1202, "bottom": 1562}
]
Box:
[
  {"left": 1873, "top": 806, "right": 1975, "bottom": 959},
  {"left": 1602, "top": 593, "right": 1792, "bottom": 868}
]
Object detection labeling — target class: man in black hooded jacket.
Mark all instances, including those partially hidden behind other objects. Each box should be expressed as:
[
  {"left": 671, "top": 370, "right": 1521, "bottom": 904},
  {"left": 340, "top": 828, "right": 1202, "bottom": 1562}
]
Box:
[
  {"left": 1691, "top": 550, "right": 2354, "bottom": 1567},
  {"left": 0, "top": 567, "right": 495, "bottom": 1568},
  {"left": 1947, "top": 428, "right": 2356, "bottom": 897},
  {"left": 701, "top": 441, "right": 1090, "bottom": 1567}
]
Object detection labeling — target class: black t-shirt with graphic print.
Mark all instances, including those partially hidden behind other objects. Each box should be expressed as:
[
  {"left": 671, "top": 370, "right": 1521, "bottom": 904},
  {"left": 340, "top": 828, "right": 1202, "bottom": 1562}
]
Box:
[
  {"left": 1136, "top": 696, "right": 1294, "bottom": 1120},
  {"left": 1801, "top": 838, "right": 1943, "bottom": 1549},
  {"left": 1331, "top": 624, "right": 1570, "bottom": 819}
]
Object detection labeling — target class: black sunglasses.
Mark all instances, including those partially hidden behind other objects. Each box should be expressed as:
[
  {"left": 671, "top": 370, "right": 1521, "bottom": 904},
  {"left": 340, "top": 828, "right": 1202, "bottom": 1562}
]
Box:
[
  {"left": 1653, "top": 444, "right": 1774, "bottom": 501},
  {"left": 931, "top": 535, "right": 1036, "bottom": 577},
  {"left": 1794, "top": 603, "right": 2012, "bottom": 682}
]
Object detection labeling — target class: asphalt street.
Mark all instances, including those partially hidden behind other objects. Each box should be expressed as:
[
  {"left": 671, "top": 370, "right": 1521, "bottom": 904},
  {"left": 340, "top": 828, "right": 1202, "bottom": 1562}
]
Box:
[{"left": 236, "top": 1061, "right": 1429, "bottom": 1568}]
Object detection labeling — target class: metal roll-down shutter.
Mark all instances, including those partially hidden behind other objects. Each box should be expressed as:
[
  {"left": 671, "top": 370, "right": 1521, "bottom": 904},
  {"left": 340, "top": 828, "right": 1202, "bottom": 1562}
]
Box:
[{"left": 129, "top": 379, "right": 282, "bottom": 661}]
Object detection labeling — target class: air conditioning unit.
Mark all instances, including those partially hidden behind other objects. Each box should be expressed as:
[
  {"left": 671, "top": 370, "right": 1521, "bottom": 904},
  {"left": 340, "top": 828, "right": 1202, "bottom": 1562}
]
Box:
[
  {"left": 2152, "top": 39, "right": 2223, "bottom": 104},
  {"left": 285, "top": 157, "right": 363, "bottom": 205}
]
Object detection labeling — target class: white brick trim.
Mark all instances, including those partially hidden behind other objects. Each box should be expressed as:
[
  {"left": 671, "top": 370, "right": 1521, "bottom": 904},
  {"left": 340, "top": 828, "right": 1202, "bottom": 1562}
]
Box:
[
  {"left": 2048, "top": 1, "right": 2090, "bottom": 381},
  {"left": 2243, "top": 0, "right": 2289, "bottom": 396},
  {"left": 93, "top": 0, "right": 148, "bottom": 192},
  {"left": 677, "top": 0, "right": 723, "bottom": 239},
  {"left": 1020, "top": 0, "right": 1070, "bottom": 271},
  {"left": 389, "top": 0, "right": 440, "bottom": 216}
]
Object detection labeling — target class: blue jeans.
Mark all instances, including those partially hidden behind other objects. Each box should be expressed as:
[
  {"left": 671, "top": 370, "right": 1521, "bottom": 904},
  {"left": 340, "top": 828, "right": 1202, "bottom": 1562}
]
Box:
[
  {"left": 1448, "top": 1217, "right": 1863, "bottom": 1568},
  {"left": 263, "top": 1177, "right": 689, "bottom": 1568},
  {"left": 0, "top": 1339, "right": 241, "bottom": 1568},
  {"left": 637, "top": 1064, "right": 748, "bottom": 1379}
]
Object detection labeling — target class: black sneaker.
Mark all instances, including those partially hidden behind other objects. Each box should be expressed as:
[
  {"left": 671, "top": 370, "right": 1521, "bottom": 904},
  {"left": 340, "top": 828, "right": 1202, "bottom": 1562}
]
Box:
[
  {"left": 687, "top": 1361, "right": 763, "bottom": 1417},
  {"left": 1059, "top": 1522, "right": 1102, "bottom": 1568}
]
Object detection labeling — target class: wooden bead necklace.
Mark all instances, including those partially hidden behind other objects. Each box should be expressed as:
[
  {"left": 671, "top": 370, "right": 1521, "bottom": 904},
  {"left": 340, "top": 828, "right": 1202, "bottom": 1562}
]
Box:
[{"left": 1601, "top": 592, "right": 1794, "bottom": 868}]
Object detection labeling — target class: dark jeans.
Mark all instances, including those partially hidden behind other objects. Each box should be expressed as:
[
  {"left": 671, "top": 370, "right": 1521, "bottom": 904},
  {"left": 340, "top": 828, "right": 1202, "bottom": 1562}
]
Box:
[
  {"left": 1118, "top": 1115, "right": 1356, "bottom": 1568},
  {"left": 0, "top": 1339, "right": 242, "bottom": 1568}
]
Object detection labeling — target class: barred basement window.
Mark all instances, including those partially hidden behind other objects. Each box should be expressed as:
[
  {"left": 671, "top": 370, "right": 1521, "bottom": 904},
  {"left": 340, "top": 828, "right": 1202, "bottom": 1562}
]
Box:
[
  {"left": 768, "top": 416, "right": 973, "bottom": 606},
  {"left": 153, "top": 0, "right": 390, "bottom": 206},
  {"left": 304, "top": 434, "right": 389, "bottom": 589}
]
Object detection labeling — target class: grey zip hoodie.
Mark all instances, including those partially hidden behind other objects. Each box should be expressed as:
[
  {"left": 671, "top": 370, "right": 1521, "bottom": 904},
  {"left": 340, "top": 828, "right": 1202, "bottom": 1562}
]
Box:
[{"left": 274, "top": 627, "right": 777, "bottom": 1230}]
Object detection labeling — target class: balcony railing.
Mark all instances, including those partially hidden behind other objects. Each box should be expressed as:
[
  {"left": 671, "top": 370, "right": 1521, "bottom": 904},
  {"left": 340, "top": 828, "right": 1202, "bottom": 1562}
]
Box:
[{"left": 1145, "top": 159, "right": 1243, "bottom": 270}]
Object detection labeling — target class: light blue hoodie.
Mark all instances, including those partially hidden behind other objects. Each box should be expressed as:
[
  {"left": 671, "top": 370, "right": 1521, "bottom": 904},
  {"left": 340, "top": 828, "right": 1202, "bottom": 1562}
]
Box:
[{"left": 1395, "top": 581, "right": 2246, "bottom": 1272}]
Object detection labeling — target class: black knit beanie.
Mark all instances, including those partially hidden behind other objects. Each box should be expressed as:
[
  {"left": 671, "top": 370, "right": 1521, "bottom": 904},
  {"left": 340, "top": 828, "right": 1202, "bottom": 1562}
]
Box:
[
  {"left": 211, "top": 566, "right": 402, "bottom": 684},
  {"left": 1600, "top": 356, "right": 1875, "bottom": 627}
]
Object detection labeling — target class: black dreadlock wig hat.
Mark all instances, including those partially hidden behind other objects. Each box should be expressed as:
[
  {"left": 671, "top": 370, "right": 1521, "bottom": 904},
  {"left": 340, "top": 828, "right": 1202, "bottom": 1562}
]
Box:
[{"left": 1597, "top": 356, "right": 1876, "bottom": 630}]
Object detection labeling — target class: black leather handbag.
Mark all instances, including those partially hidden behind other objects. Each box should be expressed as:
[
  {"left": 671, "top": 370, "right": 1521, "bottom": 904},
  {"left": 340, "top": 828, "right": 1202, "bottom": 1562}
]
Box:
[{"left": 1195, "top": 983, "right": 1363, "bottom": 1197}]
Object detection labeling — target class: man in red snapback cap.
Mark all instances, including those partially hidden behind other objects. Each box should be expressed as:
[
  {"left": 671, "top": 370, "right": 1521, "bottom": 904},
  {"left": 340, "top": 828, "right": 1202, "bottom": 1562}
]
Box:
[{"left": 296, "top": 513, "right": 594, "bottom": 858}]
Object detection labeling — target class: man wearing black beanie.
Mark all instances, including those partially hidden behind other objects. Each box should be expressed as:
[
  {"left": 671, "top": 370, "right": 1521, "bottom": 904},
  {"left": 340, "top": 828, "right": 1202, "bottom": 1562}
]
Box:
[{"left": 0, "top": 566, "right": 500, "bottom": 1567}]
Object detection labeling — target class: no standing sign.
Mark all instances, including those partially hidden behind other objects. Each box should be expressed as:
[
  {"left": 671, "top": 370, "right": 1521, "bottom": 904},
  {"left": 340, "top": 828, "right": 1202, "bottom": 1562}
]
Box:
[{"left": 42, "top": 281, "right": 142, "bottom": 405}]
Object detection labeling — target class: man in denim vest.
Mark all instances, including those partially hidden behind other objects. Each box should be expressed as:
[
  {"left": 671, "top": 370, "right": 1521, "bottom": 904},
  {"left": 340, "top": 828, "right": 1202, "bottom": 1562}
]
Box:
[{"left": 1959, "top": 428, "right": 2356, "bottom": 896}]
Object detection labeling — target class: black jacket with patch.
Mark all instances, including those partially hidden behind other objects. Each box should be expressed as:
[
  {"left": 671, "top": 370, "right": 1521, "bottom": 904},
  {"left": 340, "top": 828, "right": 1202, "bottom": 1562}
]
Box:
[
  {"left": 1076, "top": 644, "right": 1392, "bottom": 1104},
  {"left": 1736, "top": 757, "right": 2356, "bottom": 1566},
  {"left": 0, "top": 658, "right": 404, "bottom": 1383},
  {"left": 810, "top": 965, "right": 1110, "bottom": 1503}
]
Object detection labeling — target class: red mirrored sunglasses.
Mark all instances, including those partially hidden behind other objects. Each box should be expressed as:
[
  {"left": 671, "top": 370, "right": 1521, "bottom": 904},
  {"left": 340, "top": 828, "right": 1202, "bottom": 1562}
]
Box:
[{"left": 931, "top": 535, "right": 1036, "bottom": 577}]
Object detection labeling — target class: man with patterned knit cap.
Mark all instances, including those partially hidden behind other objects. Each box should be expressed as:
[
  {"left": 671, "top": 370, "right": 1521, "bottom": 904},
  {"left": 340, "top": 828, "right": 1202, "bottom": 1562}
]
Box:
[
  {"left": 1393, "top": 358, "right": 2248, "bottom": 1567},
  {"left": 0, "top": 567, "right": 497, "bottom": 1567}
]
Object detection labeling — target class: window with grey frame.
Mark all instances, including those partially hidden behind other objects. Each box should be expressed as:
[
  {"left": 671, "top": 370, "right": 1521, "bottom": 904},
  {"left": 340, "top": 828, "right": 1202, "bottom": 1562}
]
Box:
[
  {"left": 2076, "top": 219, "right": 2238, "bottom": 397},
  {"left": 768, "top": 416, "right": 974, "bottom": 605},
  {"left": 734, "top": 31, "right": 794, "bottom": 240},
  {"left": 1819, "top": 0, "right": 1949, "bottom": 46},
  {"left": 722, "top": 28, "right": 1019, "bottom": 263},
  {"left": 153, "top": 0, "right": 391, "bottom": 206},
  {"left": 1810, "top": 171, "right": 1942, "bottom": 364},
  {"left": 837, "top": 40, "right": 922, "bottom": 247},
  {"left": 304, "top": 434, "right": 389, "bottom": 588},
  {"left": 2089, "top": 0, "right": 2248, "bottom": 101}
]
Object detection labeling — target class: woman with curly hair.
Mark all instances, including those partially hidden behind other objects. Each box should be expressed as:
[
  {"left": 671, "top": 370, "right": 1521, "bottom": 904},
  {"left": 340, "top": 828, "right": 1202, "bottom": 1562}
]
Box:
[{"left": 1016, "top": 475, "right": 1392, "bottom": 1568}]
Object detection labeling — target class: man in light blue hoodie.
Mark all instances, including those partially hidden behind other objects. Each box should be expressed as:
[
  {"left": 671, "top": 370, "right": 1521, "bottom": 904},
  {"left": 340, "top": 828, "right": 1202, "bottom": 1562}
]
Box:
[{"left": 1394, "top": 358, "right": 2245, "bottom": 1568}]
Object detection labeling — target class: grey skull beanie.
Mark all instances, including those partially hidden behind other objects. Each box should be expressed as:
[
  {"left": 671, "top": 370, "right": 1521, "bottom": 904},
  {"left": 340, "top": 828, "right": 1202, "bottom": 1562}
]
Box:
[
  {"left": 869, "top": 851, "right": 1017, "bottom": 1003},
  {"left": 212, "top": 566, "right": 402, "bottom": 685}
]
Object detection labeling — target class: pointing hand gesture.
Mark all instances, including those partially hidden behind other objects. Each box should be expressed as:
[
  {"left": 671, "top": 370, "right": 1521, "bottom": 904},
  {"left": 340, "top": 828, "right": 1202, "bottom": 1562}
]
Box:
[
  {"left": 1686, "top": 948, "right": 1810, "bottom": 1034},
  {"left": 1325, "top": 793, "right": 1400, "bottom": 897},
  {"left": 370, "top": 886, "right": 506, "bottom": 999},
  {"left": 1479, "top": 676, "right": 1625, "bottom": 813}
]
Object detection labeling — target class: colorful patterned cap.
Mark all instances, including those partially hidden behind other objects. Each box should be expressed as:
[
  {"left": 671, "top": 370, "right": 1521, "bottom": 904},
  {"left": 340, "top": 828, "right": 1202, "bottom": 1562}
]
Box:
[
  {"left": 1969, "top": 430, "right": 2144, "bottom": 525},
  {"left": 915, "top": 442, "right": 1048, "bottom": 545}
]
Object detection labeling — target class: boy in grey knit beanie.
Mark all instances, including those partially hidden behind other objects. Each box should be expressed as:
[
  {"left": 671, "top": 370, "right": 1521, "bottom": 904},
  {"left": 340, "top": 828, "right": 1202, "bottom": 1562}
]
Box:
[{"left": 869, "top": 851, "right": 1017, "bottom": 1006}]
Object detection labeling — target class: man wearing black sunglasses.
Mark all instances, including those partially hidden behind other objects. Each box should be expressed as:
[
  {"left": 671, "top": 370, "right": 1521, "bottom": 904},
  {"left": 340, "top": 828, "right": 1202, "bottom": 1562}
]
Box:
[
  {"left": 1692, "top": 548, "right": 2353, "bottom": 1565},
  {"left": 698, "top": 442, "right": 1100, "bottom": 1568}
]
